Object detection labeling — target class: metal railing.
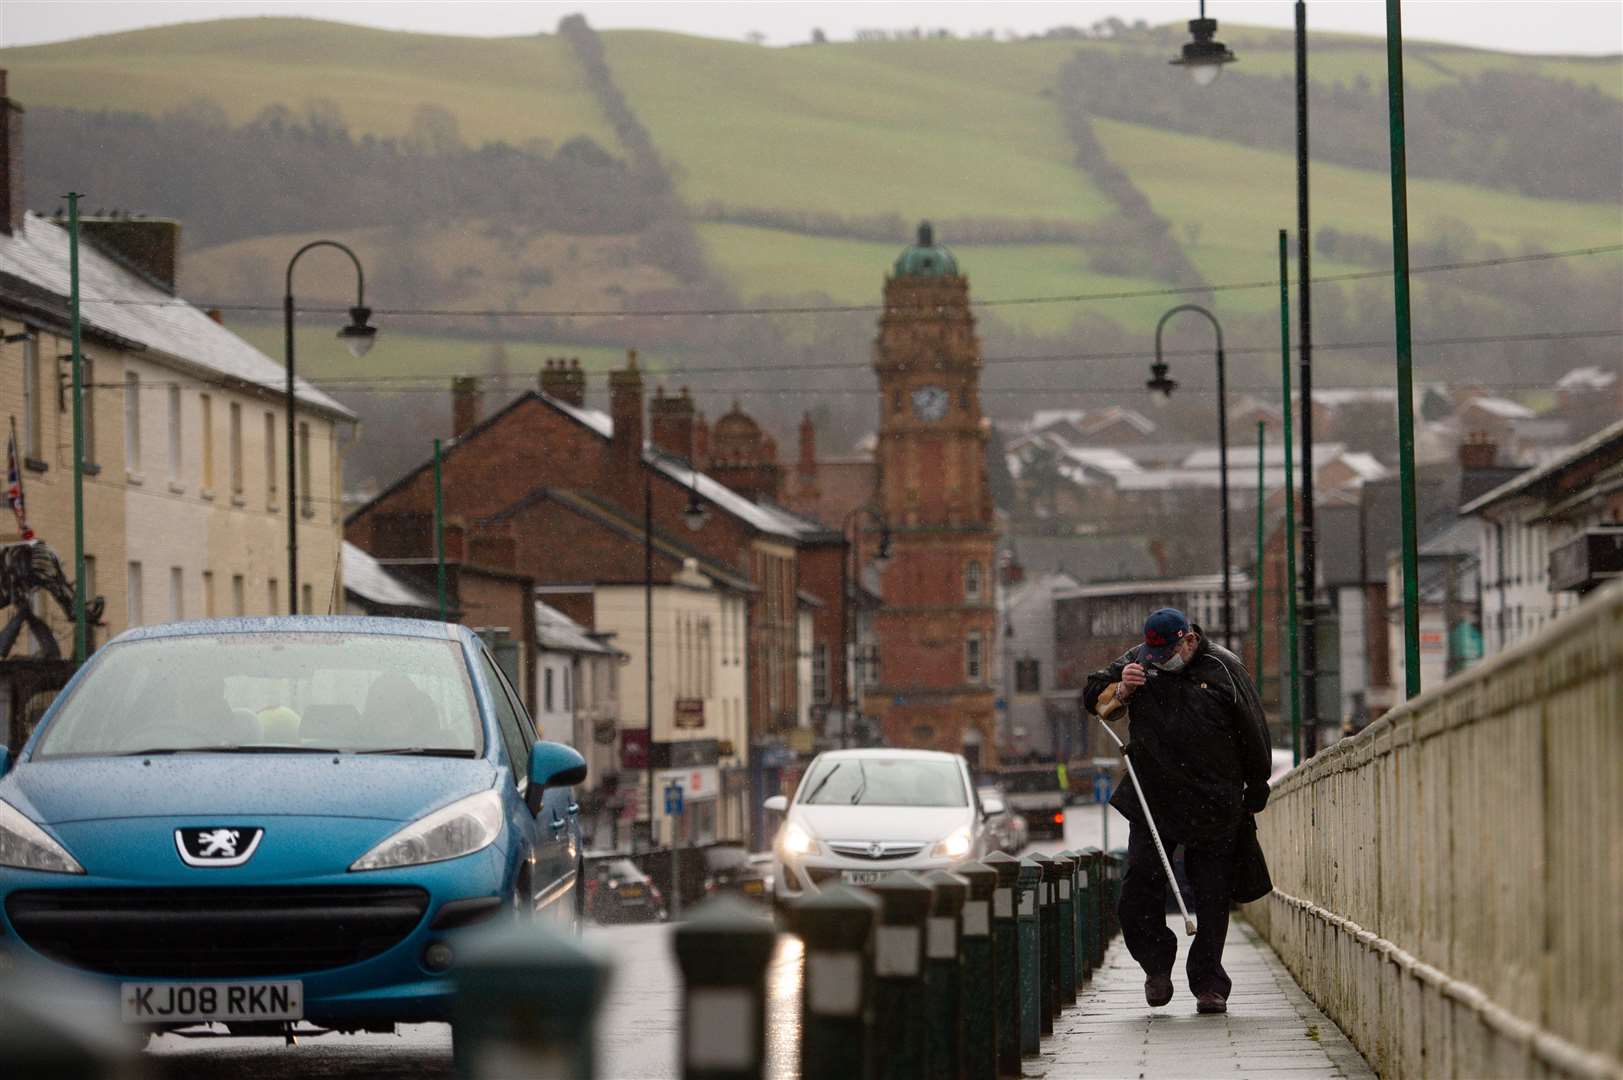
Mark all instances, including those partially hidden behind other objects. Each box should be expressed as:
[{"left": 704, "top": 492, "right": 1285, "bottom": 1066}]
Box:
[{"left": 1243, "top": 578, "right": 1622, "bottom": 1079}]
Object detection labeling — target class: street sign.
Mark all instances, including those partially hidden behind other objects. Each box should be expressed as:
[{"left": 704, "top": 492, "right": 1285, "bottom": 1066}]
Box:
[
  {"left": 664, "top": 782, "right": 684, "bottom": 817},
  {"left": 1092, "top": 772, "right": 1113, "bottom": 805}
]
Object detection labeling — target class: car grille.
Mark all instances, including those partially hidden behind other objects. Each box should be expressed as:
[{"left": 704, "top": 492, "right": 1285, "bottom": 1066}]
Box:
[
  {"left": 825, "top": 841, "right": 927, "bottom": 861},
  {"left": 6, "top": 886, "right": 430, "bottom": 978}
]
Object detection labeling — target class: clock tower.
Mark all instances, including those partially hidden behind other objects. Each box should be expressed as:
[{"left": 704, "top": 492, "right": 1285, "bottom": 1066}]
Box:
[{"left": 863, "top": 223, "right": 1000, "bottom": 766}]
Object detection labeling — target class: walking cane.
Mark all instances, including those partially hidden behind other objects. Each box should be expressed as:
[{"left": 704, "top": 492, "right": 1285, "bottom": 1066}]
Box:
[{"left": 1091, "top": 684, "right": 1196, "bottom": 937}]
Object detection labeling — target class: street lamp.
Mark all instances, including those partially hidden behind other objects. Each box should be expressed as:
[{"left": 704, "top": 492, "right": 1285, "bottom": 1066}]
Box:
[
  {"left": 1171, "top": 0, "right": 1237, "bottom": 86},
  {"left": 682, "top": 474, "right": 709, "bottom": 532},
  {"left": 1148, "top": 304, "right": 1233, "bottom": 651},
  {"left": 839, "top": 504, "right": 891, "bottom": 749},
  {"left": 284, "top": 240, "right": 376, "bottom": 614}
]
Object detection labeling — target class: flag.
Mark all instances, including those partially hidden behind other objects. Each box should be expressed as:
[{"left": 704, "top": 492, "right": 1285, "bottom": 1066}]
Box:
[{"left": 7, "top": 425, "right": 34, "bottom": 541}]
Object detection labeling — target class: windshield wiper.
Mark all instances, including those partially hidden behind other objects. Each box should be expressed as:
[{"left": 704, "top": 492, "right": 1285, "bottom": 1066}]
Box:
[
  {"left": 119, "top": 745, "right": 346, "bottom": 757},
  {"left": 355, "top": 747, "right": 478, "bottom": 758},
  {"left": 849, "top": 761, "right": 868, "bottom": 805},
  {"left": 801, "top": 763, "right": 842, "bottom": 804}
]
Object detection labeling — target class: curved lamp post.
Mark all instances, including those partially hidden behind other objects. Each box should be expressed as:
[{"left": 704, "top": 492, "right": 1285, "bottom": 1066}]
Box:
[
  {"left": 284, "top": 240, "right": 376, "bottom": 614},
  {"left": 839, "top": 504, "right": 892, "bottom": 749},
  {"left": 1148, "top": 304, "right": 1233, "bottom": 650},
  {"left": 1171, "top": 0, "right": 1237, "bottom": 86}
]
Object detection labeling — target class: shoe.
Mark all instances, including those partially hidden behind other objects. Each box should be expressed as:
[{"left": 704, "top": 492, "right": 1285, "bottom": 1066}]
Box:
[
  {"left": 1145, "top": 974, "right": 1173, "bottom": 1007},
  {"left": 1195, "top": 990, "right": 1227, "bottom": 1014}
]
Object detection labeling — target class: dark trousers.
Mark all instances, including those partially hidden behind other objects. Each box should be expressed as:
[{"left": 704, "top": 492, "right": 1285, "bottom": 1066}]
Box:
[{"left": 1118, "top": 819, "right": 1237, "bottom": 998}]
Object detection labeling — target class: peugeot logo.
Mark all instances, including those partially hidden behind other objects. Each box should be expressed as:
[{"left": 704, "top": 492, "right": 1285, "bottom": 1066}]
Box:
[{"left": 175, "top": 826, "right": 264, "bottom": 868}]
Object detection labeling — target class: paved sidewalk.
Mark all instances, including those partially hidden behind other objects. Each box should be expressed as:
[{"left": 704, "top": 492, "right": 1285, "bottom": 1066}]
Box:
[{"left": 1029, "top": 916, "right": 1374, "bottom": 1079}]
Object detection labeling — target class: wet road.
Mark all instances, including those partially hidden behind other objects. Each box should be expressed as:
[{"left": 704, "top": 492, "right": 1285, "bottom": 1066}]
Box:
[
  {"left": 144, "top": 803, "right": 1118, "bottom": 1077},
  {"left": 147, "top": 918, "right": 802, "bottom": 1080}
]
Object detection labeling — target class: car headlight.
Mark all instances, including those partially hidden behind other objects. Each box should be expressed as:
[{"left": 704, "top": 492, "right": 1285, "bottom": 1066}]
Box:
[
  {"left": 351, "top": 790, "right": 504, "bottom": 871},
  {"left": 779, "top": 820, "right": 819, "bottom": 858},
  {"left": 931, "top": 825, "right": 973, "bottom": 860},
  {"left": 0, "top": 799, "right": 84, "bottom": 874}
]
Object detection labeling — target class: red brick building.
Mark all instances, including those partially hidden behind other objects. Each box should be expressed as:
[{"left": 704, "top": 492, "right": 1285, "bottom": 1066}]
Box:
[{"left": 861, "top": 224, "right": 1000, "bottom": 767}]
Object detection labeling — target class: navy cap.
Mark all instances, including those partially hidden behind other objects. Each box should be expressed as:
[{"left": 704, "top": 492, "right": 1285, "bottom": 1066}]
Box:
[{"left": 1140, "top": 607, "right": 1190, "bottom": 663}]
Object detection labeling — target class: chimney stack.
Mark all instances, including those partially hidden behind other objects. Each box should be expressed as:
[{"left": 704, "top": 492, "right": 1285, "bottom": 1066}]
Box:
[
  {"left": 649, "top": 384, "right": 697, "bottom": 462},
  {"left": 797, "top": 412, "right": 819, "bottom": 493},
  {"left": 0, "top": 71, "right": 24, "bottom": 236},
  {"left": 451, "top": 375, "right": 482, "bottom": 439},
  {"left": 608, "top": 349, "right": 644, "bottom": 471},
  {"left": 1458, "top": 430, "right": 1497, "bottom": 470},
  {"left": 540, "top": 357, "right": 586, "bottom": 407},
  {"left": 80, "top": 216, "right": 183, "bottom": 293}
]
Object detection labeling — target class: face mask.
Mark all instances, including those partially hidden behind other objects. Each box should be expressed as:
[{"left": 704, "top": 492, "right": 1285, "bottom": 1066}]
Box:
[{"left": 1154, "top": 652, "right": 1188, "bottom": 673}]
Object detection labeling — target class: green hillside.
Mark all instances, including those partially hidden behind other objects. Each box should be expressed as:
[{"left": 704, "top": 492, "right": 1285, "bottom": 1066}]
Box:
[{"left": 3, "top": 17, "right": 1618, "bottom": 343}]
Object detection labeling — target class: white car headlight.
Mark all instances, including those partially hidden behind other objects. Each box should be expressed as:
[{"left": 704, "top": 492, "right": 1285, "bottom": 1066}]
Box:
[
  {"left": 351, "top": 790, "right": 504, "bottom": 872},
  {"left": 931, "top": 825, "right": 973, "bottom": 860},
  {"left": 0, "top": 799, "right": 84, "bottom": 874},
  {"left": 779, "top": 820, "right": 820, "bottom": 858}
]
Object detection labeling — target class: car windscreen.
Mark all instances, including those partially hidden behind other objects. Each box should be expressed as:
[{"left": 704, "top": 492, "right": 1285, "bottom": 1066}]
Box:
[
  {"left": 603, "top": 859, "right": 646, "bottom": 881},
  {"left": 704, "top": 846, "right": 749, "bottom": 870},
  {"left": 1000, "top": 768, "right": 1065, "bottom": 794},
  {"left": 798, "top": 758, "right": 967, "bottom": 807},
  {"left": 34, "top": 633, "right": 481, "bottom": 758}
]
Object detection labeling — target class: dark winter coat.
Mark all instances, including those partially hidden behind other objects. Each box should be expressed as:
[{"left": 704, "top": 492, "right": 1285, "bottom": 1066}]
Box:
[{"left": 1082, "top": 630, "right": 1272, "bottom": 848}]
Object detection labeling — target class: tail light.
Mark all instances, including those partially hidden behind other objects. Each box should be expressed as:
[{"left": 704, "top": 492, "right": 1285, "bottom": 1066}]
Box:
[{"left": 1051, "top": 812, "right": 1065, "bottom": 825}]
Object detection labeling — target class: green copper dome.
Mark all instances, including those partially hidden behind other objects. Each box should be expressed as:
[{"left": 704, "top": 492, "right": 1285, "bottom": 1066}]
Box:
[{"left": 893, "top": 221, "right": 959, "bottom": 278}]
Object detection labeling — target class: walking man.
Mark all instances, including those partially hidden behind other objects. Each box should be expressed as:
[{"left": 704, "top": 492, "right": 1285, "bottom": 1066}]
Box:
[{"left": 1082, "top": 607, "right": 1272, "bottom": 1014}]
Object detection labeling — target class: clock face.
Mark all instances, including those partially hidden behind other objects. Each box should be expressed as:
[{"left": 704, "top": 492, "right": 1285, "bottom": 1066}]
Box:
[{"left": 911, "top": 385, "right": 950, "bottom": 422}]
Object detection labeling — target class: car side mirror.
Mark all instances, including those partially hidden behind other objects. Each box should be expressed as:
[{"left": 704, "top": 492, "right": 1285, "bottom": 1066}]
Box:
[
  {"left": 527, "top": 741, "right": 587, "bottom": 816},
  {"left": 0, "top": 747, "right": 10, "bottom": 778},
  {"left": 981, "top": 796, "right": 1005, "bottom": 818},
  {"left": 762, "top": 794, "right": 788, "bottom": 814}
]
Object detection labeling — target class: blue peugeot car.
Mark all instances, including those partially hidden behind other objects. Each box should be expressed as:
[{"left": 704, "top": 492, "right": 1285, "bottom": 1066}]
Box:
[{"left": 0, "top": 617, "right": 586, "bottom": 1035}]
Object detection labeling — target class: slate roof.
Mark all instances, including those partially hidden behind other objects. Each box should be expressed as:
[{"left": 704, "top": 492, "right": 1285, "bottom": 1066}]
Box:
[
  {"left": 341, "top": 542, "right": 438, "bottom": 613},
  {"left": 0, "top": 213, "right": 352, "bottom": 419},
  {"left": 536, "top": 600, "right": 619, "bottom": 655}
]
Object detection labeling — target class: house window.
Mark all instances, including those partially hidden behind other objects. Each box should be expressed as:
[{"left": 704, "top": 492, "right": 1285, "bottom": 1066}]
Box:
[
  {"left": 169, "top": 567, "right": 183, "bottom": 621},
  {"left": 124, "top": 371, "right": 141, "bottom": 472},
  {"left": 82, "top": 357, "right": 97, "bottom": 465},
  {"left": 564, "top": 667, "right": 572, "bottom": 711},
  {"left": 544, "top": 668, "right": 555, "bottom": 713},
  {"left": 812, "top": 643, "right": 829, "bottom": 704},
  {"left": 964, "top": 560, "right": 983, "bottom": 601},
  {"left": 167, "top": 385, "right": 182, "bottom": 483},
  {"left": 83, "top": 556, "right": 97, "bottom": 648},
  {"left": 200, "top": 394, "right": 214, "bottom": 490},
  {"left": 127, "top": 561, "right": 143, "bottom": 627},
  {"left": 229, "top": 402, "right": 243, "bottom": 495},
  {"left": 231, "top": 574, "right": 245, "bottom": 616},
  {"left": 265, "top": 411, "right": 278, "bottom": 506},
  {"left": 202, "top": 571, "right": 215, "bottom": 618},
  {"left": 302, "top": 583, "right": 314, "bottom": 614},
  {"left": 267, "top": 578, "right": 279, "bottom": 615},
  {"left": 1015, "top": 658, "right": 1040, "bottom": 694},
  {"left": 965, "top": 632, "right": 983, "bottom": 684},
  {"left": 21, "top": 331, "right": 42, "bottom": 459}
]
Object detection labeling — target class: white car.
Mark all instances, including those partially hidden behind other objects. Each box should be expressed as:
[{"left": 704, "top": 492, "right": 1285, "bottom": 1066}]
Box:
[{"left": 764, "top": 748, "right": 992, "bottom": 903}]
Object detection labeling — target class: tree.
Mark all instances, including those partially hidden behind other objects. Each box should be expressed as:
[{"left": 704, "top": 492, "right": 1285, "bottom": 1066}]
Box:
[{"left": 811, "top": 28, "right": 827, "bottom": 44}]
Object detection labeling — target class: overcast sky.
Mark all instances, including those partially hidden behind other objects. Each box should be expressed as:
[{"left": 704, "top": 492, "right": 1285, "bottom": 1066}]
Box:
[{"left": 3, "top": 1, "right": 1620, "bottom": 55}]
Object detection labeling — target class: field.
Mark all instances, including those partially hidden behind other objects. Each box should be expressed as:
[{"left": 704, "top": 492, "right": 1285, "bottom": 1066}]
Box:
[{"left": 3, "top": 18, "right": 1616, "bottom": 358}]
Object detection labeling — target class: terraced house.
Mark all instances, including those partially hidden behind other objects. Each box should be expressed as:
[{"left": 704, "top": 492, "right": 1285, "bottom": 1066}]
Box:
[{"left": 0, "top": 72, "right": 352, "bottom": 673}]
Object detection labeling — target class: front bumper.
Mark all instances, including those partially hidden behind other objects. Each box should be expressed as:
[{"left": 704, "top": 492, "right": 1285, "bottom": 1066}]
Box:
[
  {"left": 772, "top": 850, "right": 968, "bottom": 901},
  {"left": 0, "top": 846, "right": 512, "bottom": 1028}
]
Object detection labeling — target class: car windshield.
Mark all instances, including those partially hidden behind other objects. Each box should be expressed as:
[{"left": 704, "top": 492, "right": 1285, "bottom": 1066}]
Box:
[
  {"left": 704, "top": 845, "right": 749, "bottom": 870},
  {"left": 798, "top": 757, "right": 967, "bottom": 807},
  {"left": 603, "top": 859, "right": 645, "bottom": 882},
  {"left": 1000, "top": 767, "right": 1066, "bottom": 794},
  {"left": 34, "top": 633, "right": 482, "bottom": 758}
]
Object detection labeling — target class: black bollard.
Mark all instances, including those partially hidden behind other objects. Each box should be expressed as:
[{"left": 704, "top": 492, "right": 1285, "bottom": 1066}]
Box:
[
  {"left": 453, "top": 915, "right": 612, "bottom": 1080},
  {"left": 673, "top": 895, "right": 779, "bottom": 1080},
  {"left": 1029, "top": 852, "right": 1057, "bottom": 1034},
  {"left": 922, "top": 870, "right": 968, "bottom": 1079},
  {"left": 1078, "top": 847, "right": 1103, "bottom": 969},
  {"left": 790, "top": 884, "right": 880, "bottom": 1080},
  {"left": 1015, "top": 858, "right": 1043, "bottom": 1058},
  {"left": 862, "top": 871, "right": 933, "bottom": 1080},
  {"left": 1063, "top": 849, "right": 1089, "bottom": 985},
  {"left": 982, "top": 852, "right": 1022, "bottom": 1077},
  {"left": 1052, "top": 851, "right": 1077, "bottom": 1007},
  {"left": 953, "top": 860, "right": 998, "bottom": 1080}
]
